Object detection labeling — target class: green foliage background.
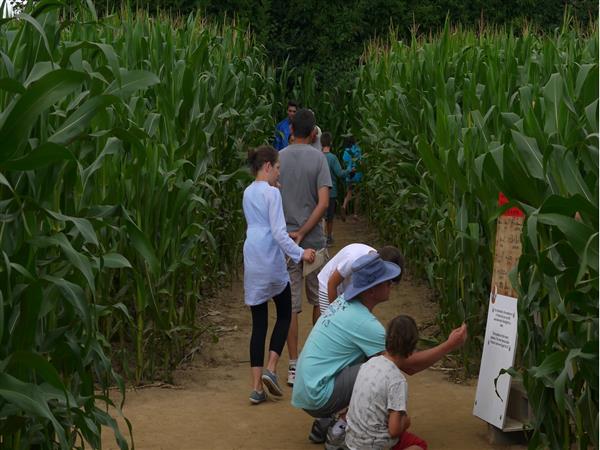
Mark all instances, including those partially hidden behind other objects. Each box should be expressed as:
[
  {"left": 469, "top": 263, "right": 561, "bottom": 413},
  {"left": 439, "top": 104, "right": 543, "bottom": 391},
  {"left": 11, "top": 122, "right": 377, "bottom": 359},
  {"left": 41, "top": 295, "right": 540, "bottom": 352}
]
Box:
[{"left": 96, "top": 0, "right": 597, "bottom": 88}]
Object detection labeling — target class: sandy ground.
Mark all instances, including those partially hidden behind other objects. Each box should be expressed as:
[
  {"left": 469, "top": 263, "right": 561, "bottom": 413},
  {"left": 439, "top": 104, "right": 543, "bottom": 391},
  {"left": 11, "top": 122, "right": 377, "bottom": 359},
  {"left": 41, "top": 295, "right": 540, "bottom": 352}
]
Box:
[{"left": 103, "top": 217, "right": 526, "bottom": 450}]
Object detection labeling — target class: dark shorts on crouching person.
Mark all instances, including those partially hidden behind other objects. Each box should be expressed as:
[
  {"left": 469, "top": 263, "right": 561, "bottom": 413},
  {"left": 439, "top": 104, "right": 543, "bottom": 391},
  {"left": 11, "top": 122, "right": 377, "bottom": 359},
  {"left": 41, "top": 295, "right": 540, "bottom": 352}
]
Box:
[
  {"left": 303, "top": 363, "right": 363, "bottom": 418},
  {"left": 325, "top": 197, "right": 336, "bottom": 222}
]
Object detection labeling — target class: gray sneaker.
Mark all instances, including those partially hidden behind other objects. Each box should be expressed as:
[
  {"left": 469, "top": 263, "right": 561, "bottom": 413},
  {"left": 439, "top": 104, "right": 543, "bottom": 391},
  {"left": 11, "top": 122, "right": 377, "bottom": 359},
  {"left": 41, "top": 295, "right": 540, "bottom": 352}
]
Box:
[
  {"left": 249, "top": 390, "right": 266, "bottom": 404},
  {"left": 261, "top": 369, "right": 283, "bottom": 397},
  {"left": 324, "top": 427, "right": 348, "bottom": 450}
]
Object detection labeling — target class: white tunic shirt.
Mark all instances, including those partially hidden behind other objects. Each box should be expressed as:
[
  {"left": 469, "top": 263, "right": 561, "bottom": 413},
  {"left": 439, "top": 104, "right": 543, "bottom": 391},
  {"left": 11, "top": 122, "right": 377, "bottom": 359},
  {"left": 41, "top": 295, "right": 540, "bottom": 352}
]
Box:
[{"left": 243, "top": 181, "right": 303, "bottom": 306}]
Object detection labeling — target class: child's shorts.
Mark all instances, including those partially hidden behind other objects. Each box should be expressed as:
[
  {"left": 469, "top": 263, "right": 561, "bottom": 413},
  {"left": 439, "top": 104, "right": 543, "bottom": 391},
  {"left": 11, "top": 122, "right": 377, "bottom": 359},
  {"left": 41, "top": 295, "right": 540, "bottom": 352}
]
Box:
[{"left": 392, "top": 432, "right": 428, "bottom": 450}]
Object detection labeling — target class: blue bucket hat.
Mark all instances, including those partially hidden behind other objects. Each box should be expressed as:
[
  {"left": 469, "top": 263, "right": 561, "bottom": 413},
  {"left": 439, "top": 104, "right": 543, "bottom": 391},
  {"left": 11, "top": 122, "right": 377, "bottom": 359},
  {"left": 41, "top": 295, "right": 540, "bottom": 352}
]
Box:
[{"left": 343, "top": 253, "right": 401, "bottom": 301}]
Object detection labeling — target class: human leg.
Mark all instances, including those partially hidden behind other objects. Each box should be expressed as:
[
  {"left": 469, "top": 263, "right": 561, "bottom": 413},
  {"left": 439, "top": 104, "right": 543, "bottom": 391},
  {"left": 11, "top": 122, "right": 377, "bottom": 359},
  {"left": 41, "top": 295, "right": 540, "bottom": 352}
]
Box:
[
  {"left": 305, "top": 266, "right": 322, "bottom": 325},
  {"left": 261, "top": 284, "right": 292, "bottom": 396},
  {"left": 304, "top": 363, "right": 363, "bottom": 443},
  {"left": 249, "top": 302, "right": 269, "bottom": 402},
  {"left": 341, "top": 185, "right": 352, "bottom": 215},
  {"left": 352, "top": 184, "right": 360, "bottom": 219},
  {"left": 325, "top": 197, "right": 336, "bottom": 245},
  {"left": 286, "top": 259, "right": 303, "bottom": 360}
]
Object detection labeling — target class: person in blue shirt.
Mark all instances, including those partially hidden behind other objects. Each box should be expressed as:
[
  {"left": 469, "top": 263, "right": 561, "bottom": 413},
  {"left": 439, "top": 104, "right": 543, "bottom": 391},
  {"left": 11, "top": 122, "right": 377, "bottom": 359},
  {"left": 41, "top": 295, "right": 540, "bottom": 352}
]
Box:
[
  {"left": 321, "top": 131, "right": 353, "bottom": 246},
  {"left": 274, "top": 100, "right": 298, "bottom": 151},
  {"left": 243, "top": 145, "right": 316, "bottom": 405},
  {"left": 341, "top": 135, "right": 363, "bottom": 220}
]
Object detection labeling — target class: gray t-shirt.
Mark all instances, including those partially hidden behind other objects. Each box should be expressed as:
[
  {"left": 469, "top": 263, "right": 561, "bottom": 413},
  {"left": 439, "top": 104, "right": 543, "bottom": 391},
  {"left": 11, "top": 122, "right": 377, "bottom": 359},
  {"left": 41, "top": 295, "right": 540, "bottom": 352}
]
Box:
[
  {"left": 346, "top": 355, "right": 408, "bottom": 450},
  {"left": 279, "top": 143, "right": 332, "bottom": 249}
]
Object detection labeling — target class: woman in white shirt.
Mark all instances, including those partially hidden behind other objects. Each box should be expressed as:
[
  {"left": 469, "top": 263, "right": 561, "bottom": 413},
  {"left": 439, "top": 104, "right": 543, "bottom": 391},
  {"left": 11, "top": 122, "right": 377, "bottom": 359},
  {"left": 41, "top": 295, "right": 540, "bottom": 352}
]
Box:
[{"left": 243, "top": 145, "right": 316, "bottom": 404}]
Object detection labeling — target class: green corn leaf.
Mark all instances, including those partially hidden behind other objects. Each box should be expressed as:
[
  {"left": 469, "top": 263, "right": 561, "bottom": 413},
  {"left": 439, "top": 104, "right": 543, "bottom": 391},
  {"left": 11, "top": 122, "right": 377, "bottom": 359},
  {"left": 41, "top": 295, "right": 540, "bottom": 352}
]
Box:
[
  {"left": 105, "top": 70, "right": 160, "bottom": 99},
  {"left": 0, "top": 69, "right": 87, "bottom": 162},
  {"left": 125, "top": 216, "right": 160, "bottom": 275},
  {"left": 5, "top": 351, "right": 65, "bottom": 391},
  {"left": 42, "top": 275, "right": 91, "bottom": 329},
  {"left": 49, "top": 95, "right": 118, "bottom": 145},
  {"left": 17, "top": 13, "right": 54, "bottom": 63},
  {"left": 585, "top": 99, "right": 598, "bottom": 133},
  {"left": 530, "top": 351, "right": 567, "bottom": 379},
  {"left": 1, "top": 142, "right": 75, "bottom": 170},
  {"left": 31, "top": 233, "right": 95, "bottom": 295},
  {"left": 510, "top": 130, "right": 544, "bottom": 180},
  {"left": 575, "top": 63, "right": 596, "bottom": 99},
  {"left": 97, "top": 253, "right": 132, "bottom": 270},
  {"left": 542, "top": 73, "right": 563, "bottom": 133},
  {"left": 0, "top": 77, "right": 25, "bottom": 94},
  {"left": 0, "top": 372, "right": 67, "bottom": 447},
  {"left": 44, "top": 209, "right": 98, "bottom": 246},
  {"left": 536, "top": 213, "right": 596, "bottom": 255}
]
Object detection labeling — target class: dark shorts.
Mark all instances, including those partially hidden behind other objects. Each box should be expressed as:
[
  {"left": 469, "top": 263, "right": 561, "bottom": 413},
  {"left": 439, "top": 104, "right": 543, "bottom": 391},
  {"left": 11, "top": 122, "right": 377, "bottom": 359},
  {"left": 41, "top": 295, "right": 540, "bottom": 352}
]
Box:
[{"left": 325, "top": 198, "right": 336, "bottom": 222}]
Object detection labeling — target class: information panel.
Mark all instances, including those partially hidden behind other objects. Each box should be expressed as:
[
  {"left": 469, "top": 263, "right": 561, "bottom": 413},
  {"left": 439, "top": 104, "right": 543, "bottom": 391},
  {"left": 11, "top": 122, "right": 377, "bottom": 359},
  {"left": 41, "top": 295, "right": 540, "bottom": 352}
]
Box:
[{"left": 473, "top": 292, "right": 519, "bottom": 428}]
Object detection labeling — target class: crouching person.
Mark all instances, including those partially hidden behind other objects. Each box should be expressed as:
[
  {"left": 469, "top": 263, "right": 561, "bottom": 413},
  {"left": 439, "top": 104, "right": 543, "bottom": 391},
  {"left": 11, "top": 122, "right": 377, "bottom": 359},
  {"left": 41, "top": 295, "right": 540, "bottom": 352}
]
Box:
[
  {"left": 291, "top": 252, "right": 467, "bottom": 448},
  {"left": 346, "top": 315, "right": 427, "bottom": 450}
]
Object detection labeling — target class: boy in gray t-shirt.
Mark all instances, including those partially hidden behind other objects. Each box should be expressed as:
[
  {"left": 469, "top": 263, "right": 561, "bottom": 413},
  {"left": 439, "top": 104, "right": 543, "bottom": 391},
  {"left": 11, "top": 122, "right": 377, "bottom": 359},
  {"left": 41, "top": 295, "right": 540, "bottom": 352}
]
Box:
[{"left": 345, "top": 315, "right": 428, "bottom": 450}]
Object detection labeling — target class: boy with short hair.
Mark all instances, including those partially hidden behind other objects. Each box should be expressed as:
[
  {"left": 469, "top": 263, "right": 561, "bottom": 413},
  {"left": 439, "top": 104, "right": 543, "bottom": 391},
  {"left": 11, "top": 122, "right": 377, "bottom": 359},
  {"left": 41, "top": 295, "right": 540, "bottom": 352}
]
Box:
[
  {"left": 345, "top": 315, "right": 428, "bottom": 450},
  {"left": 321, "top": 131, "right": 350, "bottom": 246}
]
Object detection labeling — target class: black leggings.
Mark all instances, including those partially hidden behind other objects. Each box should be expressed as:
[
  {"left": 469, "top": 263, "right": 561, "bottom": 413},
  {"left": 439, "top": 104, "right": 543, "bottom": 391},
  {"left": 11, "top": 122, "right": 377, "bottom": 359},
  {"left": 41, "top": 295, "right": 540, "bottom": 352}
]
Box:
[{"left": 250, "top": 283, "right": 292, "bottom": 367}]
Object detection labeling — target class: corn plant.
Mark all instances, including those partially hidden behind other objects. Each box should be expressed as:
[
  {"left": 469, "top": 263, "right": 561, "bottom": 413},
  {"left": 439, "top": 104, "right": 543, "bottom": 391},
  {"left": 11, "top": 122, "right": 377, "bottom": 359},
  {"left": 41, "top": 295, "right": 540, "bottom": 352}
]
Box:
[
  {"left": 353, "top": 20, "right": 598, "bottom": 449},
  {"left": 0, "top": 0, "right": 287, "bottom": 447}
]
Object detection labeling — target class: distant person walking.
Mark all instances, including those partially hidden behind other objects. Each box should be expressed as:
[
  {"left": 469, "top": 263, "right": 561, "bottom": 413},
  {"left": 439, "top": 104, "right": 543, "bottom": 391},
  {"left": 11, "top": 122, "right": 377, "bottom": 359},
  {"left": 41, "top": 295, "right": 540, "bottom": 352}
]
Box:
[
  {"left": 279, "top": 108, "right": 332, "bottom": 386},
  {"left": 274, "top": 101, "right": 298, "bottom": 151},
  {"left": 341, "top": 135, "right": 363, "bottom": 220},
  {"left": 242, "top": 145, "right": 316, "bottom": 405},
  {"left": 321, "top": 131, "right": 352, "bottom": 246}
]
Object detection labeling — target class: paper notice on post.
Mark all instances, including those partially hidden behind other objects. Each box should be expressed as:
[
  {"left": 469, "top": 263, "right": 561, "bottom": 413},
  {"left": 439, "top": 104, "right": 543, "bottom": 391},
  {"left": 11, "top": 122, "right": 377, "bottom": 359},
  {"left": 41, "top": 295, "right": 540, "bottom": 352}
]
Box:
[
  {"left": 473, "top": 291, "right": 518, "bottom": 429},
  {"left": 303, "top": 248, "right": 327, "bottom": 277}
]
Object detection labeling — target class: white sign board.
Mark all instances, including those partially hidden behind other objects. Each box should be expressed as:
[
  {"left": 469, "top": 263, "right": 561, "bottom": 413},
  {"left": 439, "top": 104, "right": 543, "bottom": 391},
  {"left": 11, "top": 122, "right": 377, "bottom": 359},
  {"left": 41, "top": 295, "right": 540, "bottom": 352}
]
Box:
[{"left": 473, "top": 292, "right": 518, "bottom": 429}]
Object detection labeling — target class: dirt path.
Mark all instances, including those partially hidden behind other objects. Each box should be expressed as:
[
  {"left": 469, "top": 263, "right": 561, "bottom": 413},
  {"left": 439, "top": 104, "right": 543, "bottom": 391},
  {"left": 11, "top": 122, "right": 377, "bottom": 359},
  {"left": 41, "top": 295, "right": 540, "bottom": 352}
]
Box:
[{"left": 104, "top": 217, "right": 526, "bottom": 450}]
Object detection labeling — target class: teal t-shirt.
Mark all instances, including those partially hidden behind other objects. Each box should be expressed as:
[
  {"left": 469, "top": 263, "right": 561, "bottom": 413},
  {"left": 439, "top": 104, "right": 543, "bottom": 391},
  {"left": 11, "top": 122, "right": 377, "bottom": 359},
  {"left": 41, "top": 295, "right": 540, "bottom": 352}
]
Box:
[
  {"left": 324, "top": 152, "right": 345, "bottom": 198},
  {"left": 291, "top": 297, "right": 386, "bottom": 410}
]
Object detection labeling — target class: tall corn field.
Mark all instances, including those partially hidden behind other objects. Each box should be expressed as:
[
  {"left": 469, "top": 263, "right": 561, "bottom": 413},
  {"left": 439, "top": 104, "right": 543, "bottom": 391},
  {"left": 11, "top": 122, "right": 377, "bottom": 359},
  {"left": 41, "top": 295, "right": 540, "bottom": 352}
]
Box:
[
  {"left": 354, "top": 22, "right": 598, "bottom": 449},
  {"left": 0, "top": 1, "right": 286, "bottom": 447}
]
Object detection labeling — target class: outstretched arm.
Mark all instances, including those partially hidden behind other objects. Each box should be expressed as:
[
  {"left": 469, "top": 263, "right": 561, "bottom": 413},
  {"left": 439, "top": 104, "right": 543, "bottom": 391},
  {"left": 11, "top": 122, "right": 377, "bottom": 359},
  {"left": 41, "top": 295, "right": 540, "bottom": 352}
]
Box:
[{"left": 398, "top": 324, "right": 468, "bottom": 375}]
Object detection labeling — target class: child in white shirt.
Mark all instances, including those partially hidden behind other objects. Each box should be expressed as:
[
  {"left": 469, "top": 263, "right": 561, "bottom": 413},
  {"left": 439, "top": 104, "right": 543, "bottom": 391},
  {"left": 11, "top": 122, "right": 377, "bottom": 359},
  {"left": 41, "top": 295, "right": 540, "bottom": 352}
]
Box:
[{"left": 346, "top": 315, "right": 427, "bottom": 450}]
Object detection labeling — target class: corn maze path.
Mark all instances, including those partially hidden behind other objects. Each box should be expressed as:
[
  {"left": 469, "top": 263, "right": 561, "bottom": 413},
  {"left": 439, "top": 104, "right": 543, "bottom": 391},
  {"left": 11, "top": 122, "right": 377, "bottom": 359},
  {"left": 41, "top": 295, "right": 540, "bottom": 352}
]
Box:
[{"left": 104, "top": 216, "right": 527, "bottom": 450}]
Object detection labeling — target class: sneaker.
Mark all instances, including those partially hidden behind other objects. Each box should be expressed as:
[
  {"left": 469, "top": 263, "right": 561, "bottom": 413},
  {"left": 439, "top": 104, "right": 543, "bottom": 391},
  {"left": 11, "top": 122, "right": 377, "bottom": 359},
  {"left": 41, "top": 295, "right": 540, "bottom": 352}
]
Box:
[
  {"left": 308, "top": 417, "right": 333, "bottom": 444},
  {"left": 249, "top": 390, "right": 266, "bottom": 405},
  {"left": 287, "top": 366, "right": 296, "bottom": 387},
  {"left": 261, "top": 369, "right": 283, "bottom": 397},
  {"left": 324, "top": 426, "right": 348, "bottom": 450}
]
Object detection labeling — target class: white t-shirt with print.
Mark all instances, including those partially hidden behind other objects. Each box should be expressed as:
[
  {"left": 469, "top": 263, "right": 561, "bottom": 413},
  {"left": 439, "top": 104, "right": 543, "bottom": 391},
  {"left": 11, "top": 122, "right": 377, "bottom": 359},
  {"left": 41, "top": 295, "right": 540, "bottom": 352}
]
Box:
[
  {"left": 346, "top": 355, "right": 408, "bottom": 450},
  {"left": 317, "top": 243, "right": 375, "bottom": 295}
]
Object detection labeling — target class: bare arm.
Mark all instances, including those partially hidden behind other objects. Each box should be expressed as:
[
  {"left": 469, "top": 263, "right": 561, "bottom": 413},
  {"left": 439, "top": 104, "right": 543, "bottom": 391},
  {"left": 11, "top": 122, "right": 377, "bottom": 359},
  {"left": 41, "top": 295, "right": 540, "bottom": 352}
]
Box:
[
  {"left": 293, "top": 186, "right": 329, "bottom": 244},
  {"left": 388, "top": 411, "right": 410, "bottom": 438},
  {"left": 398, "top": 324, "right": 468, "bottom": 375},
  {"left": 327, "top": 269, "right": 345, "bottom": 302}
]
